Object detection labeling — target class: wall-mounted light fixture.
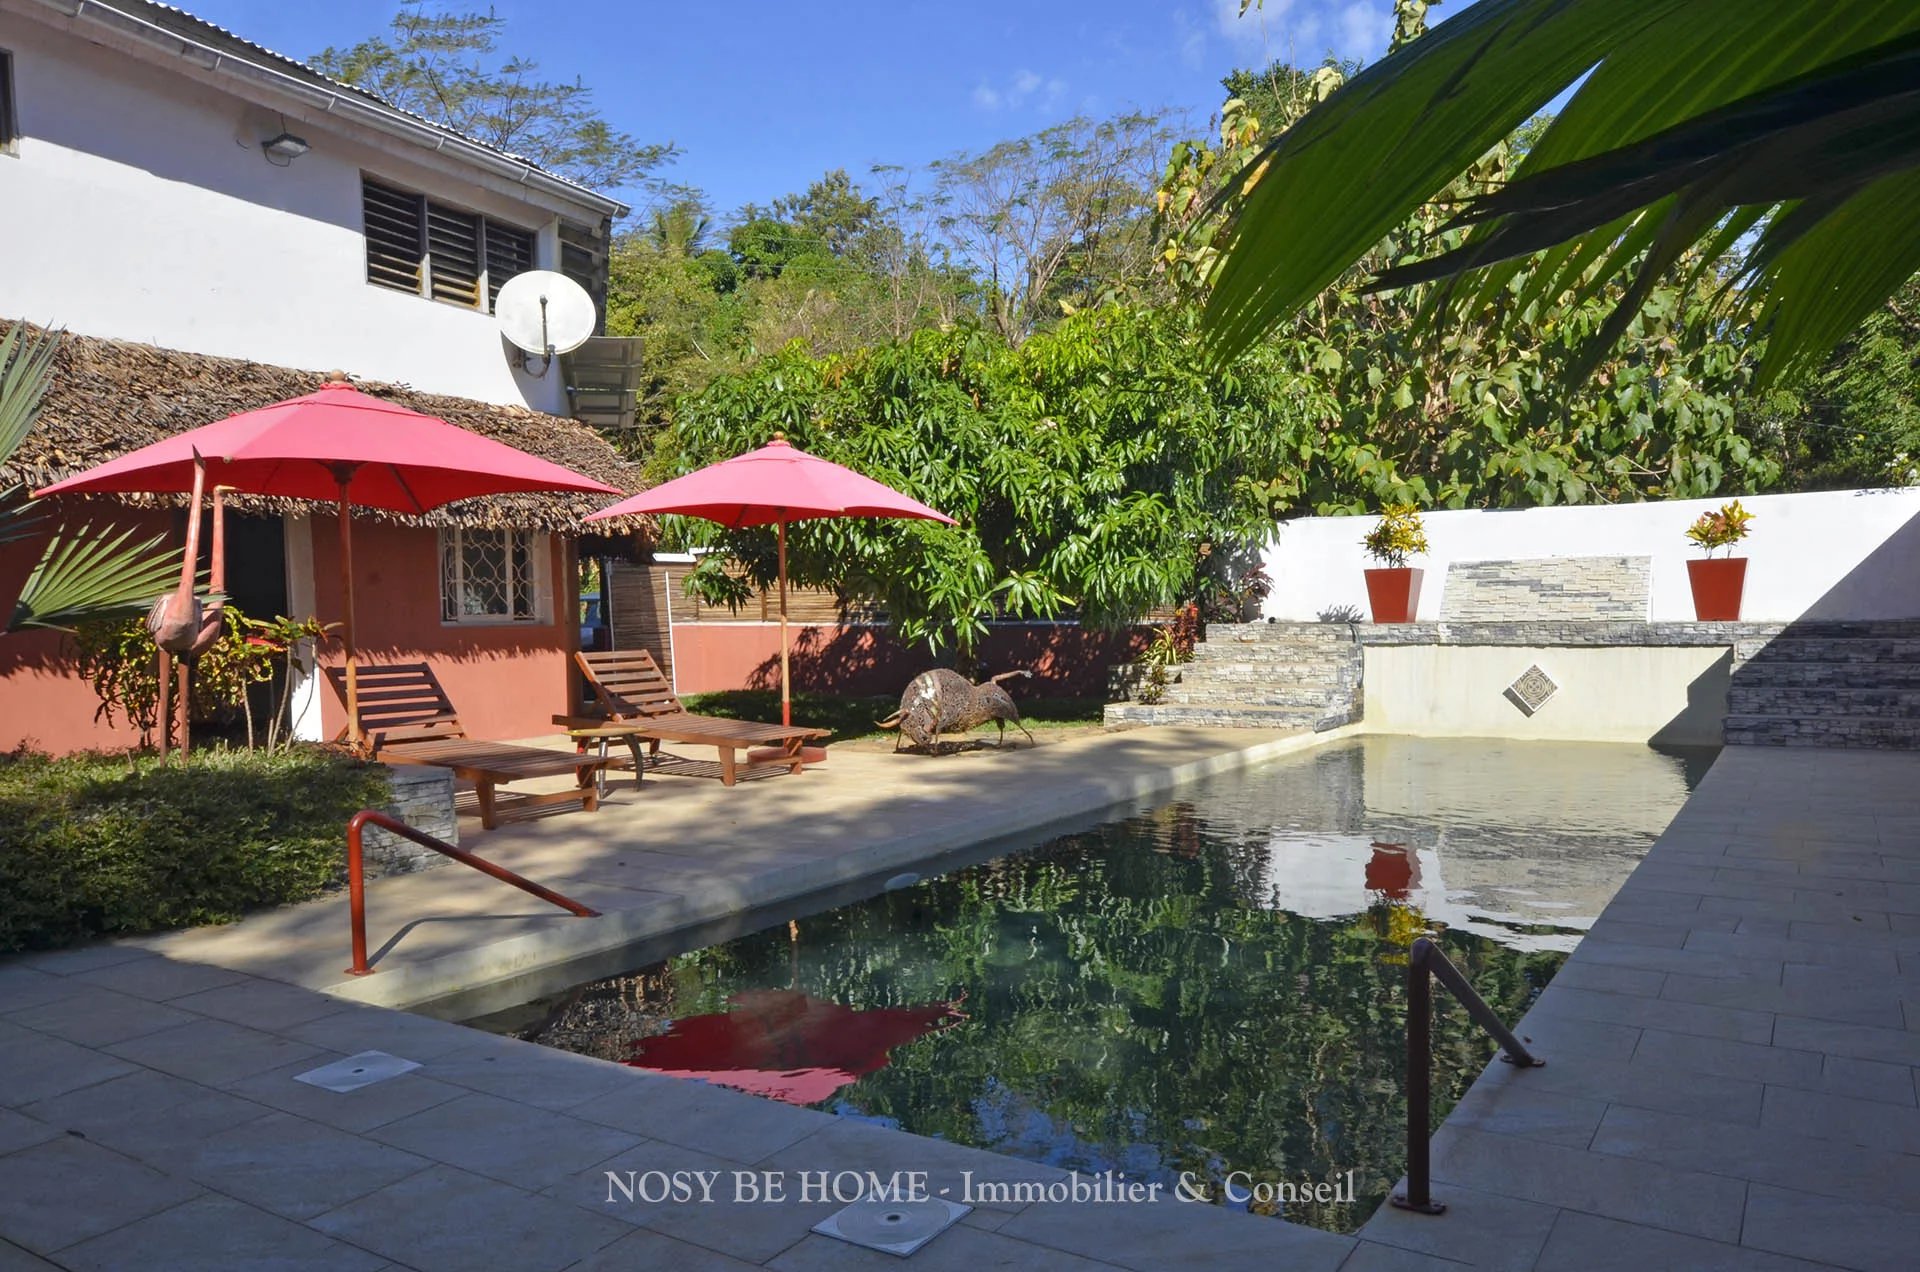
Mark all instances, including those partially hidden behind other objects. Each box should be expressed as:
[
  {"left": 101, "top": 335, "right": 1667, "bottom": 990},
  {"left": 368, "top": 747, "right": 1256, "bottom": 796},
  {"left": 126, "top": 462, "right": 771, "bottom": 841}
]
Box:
[{"left": 261, "top": 131, "right": 310, "bottom": 165}]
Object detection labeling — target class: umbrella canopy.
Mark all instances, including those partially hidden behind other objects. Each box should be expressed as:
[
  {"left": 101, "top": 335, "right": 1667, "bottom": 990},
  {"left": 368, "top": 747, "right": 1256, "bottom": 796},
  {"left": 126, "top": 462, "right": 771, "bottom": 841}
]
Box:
[
  {"left": 36, "top": 378, "right": 619, "bottom": 512},
  {"left": 35, "top": 375, "right": 622, "bottom": 745},
  {"left": 625, "top": 988, "right": 965, "bottom": 1107},
  {"left": 584, "top": 435, "right": 953, "bottom": 726}
]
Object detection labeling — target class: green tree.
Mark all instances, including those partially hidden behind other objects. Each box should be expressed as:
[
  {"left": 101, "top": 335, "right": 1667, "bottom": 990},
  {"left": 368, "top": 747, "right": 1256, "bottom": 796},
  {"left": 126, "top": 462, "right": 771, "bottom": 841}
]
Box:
[
  {"left": 1, "top": 326, "right": 180, "bottom": 634},
  {"left": 313, "top": 0, "right": 674, "bottom": 196}
]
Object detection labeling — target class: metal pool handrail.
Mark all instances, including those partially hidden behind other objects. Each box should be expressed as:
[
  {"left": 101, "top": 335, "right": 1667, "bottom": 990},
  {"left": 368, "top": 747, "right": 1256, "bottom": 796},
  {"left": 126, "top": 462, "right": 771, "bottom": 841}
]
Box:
[
  {"left": 1392, "top": 934, "right": 1545, "bottom": 1216},
  {"left": 343, "top": 809, "right": 599, "bottom": 976}
]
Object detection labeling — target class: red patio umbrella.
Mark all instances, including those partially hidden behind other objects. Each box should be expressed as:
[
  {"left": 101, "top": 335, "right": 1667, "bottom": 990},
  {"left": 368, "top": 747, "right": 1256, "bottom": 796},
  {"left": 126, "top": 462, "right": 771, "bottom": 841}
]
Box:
[
  {"left": 584, "top": 434, "right": 954, "bottom": 726},
  {"left": 625, "top": 988, "right": 966, "bottom": 1106},
  {"left": 35, "top": 374, "right": 622, "bottom": 744}
]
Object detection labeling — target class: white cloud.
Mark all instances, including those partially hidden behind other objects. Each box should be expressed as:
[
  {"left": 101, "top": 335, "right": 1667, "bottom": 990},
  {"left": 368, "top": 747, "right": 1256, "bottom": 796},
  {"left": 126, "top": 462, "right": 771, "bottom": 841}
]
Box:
[
  {"left": 1336, "top": 1, "right": 1396, "bottom": 60},
  {"left": 1014, "top": 69, "right": 1043, "bottom": 96},
  {"left": 1207, "top": 0, "right": 1399, "bottom": 65},
  {"left": 971, "top": 68, "right": 1069, "bottom": 112},
  {"left": 972, "top": 84, "right": 1001, "bottom": 110}
]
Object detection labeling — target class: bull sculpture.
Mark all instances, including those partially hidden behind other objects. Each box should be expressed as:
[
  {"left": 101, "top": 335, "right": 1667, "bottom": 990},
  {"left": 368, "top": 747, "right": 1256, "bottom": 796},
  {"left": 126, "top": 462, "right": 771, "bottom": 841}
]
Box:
[{"left": 878, "top": 668, "right": 1036, "bottom": 753}]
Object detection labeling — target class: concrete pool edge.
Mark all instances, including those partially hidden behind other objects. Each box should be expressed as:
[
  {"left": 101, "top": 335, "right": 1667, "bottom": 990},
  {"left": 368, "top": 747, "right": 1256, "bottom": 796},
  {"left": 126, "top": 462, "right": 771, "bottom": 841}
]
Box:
[{"left": 322, "top": 723, "right": 1366, "bottom": 1010}]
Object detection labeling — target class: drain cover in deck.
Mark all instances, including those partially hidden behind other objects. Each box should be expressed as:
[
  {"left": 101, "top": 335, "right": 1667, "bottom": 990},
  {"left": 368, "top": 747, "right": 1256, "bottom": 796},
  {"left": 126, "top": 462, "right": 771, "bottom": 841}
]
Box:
[
  {"left": 293, "top": 1050, "right": 420, "bottom": 1093},
  {"left": 813, "top": 1197, "right": 970, "bottom": 1256}
]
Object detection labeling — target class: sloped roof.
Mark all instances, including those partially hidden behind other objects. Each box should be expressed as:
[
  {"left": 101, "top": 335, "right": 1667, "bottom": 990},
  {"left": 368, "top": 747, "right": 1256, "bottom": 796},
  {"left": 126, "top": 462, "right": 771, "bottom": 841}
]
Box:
[
  {"left": 3, "top": 322, "right": 648, "bottom": 534},
  {"left": 31, "top": 0, "right": 627, "bottom": 218}
]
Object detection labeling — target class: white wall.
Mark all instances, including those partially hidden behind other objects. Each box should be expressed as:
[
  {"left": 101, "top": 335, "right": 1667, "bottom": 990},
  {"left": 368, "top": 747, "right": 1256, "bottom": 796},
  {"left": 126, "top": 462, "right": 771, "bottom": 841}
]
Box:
[
  {"left": 1262, "top": 488, "right": 1920, "bottom": 623},
  {"left": 0, "top": 7, "right": 589, "bottom": 413}
]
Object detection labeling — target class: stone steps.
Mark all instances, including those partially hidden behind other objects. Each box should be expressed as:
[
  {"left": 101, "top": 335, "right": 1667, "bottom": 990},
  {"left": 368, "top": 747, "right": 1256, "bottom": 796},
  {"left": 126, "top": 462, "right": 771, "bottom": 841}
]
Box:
[
  {"left": 1107, "top": 622, "right": 1362, "bottom": 730},
  {"left": 1164, "top": 686, "right": 1347, "bottom": 708},
  {"left": 1724, "top": 714, "right": 1920, "bottom": 749},
  {"left": 1730, "top": 660, "right": 1920, "bottom": 689},
  {"left": 1105, "top": 702, "right": 1357, "bottom": 730},
  {"left": 1727, "top": 686, "right": 1920, "bottom": 716},
  {"left": 1725, "top": 626, "right": 1920, "bottom": 751}
]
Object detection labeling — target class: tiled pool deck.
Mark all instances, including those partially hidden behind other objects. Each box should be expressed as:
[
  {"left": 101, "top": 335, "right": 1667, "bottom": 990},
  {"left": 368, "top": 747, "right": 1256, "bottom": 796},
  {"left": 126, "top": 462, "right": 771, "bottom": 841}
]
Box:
[{"left": 1, "top": 737, "right": 1915, "bottom": 1268}]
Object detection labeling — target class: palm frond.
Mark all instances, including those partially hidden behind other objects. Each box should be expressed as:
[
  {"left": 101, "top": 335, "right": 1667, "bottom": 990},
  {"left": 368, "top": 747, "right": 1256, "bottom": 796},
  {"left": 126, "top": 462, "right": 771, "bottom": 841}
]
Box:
[{"left": 8, "top": 523, "right": 181, "bottom": 633}]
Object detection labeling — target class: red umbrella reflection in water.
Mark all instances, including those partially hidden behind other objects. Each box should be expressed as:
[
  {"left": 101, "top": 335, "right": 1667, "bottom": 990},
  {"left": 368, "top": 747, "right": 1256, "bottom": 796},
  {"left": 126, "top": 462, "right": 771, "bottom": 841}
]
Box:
[{"left": 627, "top": 988, "right": 966, "bottom": 1106}]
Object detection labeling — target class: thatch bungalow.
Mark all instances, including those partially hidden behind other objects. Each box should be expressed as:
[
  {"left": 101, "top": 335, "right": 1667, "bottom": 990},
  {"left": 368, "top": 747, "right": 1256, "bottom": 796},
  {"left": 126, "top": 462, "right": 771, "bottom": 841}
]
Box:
[{"left": 0, "top": 323, "right": 644, "bottom": 754}]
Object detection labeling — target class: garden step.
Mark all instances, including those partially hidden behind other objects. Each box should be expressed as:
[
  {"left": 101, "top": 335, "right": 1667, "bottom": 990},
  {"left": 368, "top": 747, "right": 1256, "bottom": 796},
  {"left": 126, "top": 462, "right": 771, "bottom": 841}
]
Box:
[
  {"left": 1166, "top": 686, "right": 1350, "bottom": 707},
  {"left": 1104, "top": 702, "right": 1355, "bottom": 730}
]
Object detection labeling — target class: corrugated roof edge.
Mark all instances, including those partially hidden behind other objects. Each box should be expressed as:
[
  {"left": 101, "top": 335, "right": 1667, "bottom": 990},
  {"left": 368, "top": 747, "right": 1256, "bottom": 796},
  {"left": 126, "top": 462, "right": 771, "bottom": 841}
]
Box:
[{"left": 27, "top": 0, "right": 630, "bottom": 219}]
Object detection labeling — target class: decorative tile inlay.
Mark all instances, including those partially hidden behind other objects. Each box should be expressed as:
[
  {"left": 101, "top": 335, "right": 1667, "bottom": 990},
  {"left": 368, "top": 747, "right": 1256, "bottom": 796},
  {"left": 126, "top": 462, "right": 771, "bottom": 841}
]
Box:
[{"left": 1505, "top": 664, "right": 1559, "bottom": 716}]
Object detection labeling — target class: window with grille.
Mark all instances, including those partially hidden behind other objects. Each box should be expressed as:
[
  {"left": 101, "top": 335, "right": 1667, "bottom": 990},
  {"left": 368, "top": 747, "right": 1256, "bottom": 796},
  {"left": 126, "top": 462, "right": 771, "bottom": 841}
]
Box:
[
  {"left": 362, "top": 176, "right": 535, "bottom": 312},
  {"left": 439, "top": 528, "right": 547, "bottom": 624},
  {"left": 1, "top": 49, "right": 18, "bottom": 154}
]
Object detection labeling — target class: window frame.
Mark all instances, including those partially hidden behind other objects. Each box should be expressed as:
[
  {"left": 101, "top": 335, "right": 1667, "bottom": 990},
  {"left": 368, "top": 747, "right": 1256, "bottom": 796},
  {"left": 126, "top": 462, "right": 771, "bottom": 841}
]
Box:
[
  {"left": 360, "top": 175, "right": 537, "bottom": 313},
  {"left": 437, "top": 527, "right": 551, "bottom": 627},
  {"left": 1, "top": 49, "right": 18, "bottom": 156}
]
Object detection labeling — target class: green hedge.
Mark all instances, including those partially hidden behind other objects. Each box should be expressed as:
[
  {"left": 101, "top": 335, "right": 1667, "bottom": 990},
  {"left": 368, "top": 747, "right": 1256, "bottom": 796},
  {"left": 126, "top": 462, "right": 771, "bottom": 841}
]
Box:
[{"left": 0, "top": 746, "right": 390, "bottom": 952}]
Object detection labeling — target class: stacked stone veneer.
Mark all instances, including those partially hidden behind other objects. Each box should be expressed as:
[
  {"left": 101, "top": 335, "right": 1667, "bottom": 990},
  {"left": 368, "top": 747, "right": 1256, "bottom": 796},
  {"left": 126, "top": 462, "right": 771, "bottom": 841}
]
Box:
[
  {"left": 362, "top": 763, "right": 459, "bottom": 875},
  {"left": 1725, "top": 621, "right": 1920, "bottom": 750},
  {"left": 1105, "top": 623, "right": 1363, "bottom": 730},
  {"left": 1439, "top": 556, "right": 1652, "bottom": 621}
]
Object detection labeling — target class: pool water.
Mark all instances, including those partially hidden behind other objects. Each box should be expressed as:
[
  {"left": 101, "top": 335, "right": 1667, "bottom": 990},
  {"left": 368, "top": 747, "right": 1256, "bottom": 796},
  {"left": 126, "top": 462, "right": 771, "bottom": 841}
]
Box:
[{"left": 468, "top": 736, "right": 1709, "bottom": 1232}]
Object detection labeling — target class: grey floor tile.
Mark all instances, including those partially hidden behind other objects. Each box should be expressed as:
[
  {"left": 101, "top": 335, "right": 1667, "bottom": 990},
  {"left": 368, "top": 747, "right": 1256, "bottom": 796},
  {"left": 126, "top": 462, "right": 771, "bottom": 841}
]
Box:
[
  {"left": 1339, "top": 1244, "right": 1473, "bottom": 1272},
  {"left": 1742, "top": 1184, "right": 1920, "bottom": 1272},
  {"left": 1630, "top": 1029, "right": 1824, "bottom": 1088},
  {"left": 1760, "top": 1084, "right": 1920, "bottom": 1156},
  {"left": 371, "top": 1092, "right": 640, "bottom": 1188},
  {"left": 1546, "top": 963, "right": 1665, "bottom": 998},
  {"left": 757, "top": 1117, "right": 1072, "bottom": 1214},
  {"left": 1427, "top": 1126, "right": 1746, "bottom": 1242},
  {"left": 544, "top": 1136, "right": 741, "bottom": 1227},
  {"left": 0, "top": 968, "right": 75, "bottom": 1014},
  {"left": 176, "top": 1111, "right": 433, "bottom": 1220},
  {"left": 419, "top": 1036, "right": 638, "bottom": 1111},
  {"left": 104, "top": 1018, "right": 331, "bottom": 1087},
  {"left": 0, "top": 1240, "right": 60, "bottom": 1271},
  {"left": 0, "top": 1111, "right": 55, "bottom": 1157},
  {"left": 73, "top": 957, "right": 249, "bottom": 1002},
  {"left": 24, "top": 1070, "right": 273, "bottom": 1165},
  {"left": 1660, "top": 971, "right": 1906, "bottom": 1030},
  {"left": 169, "top": 979, "right": 348, "bottom": 1031},
  {"left": 311, "top": 1163, "right": 630, "bottom": 1272},
  {"left": 1774, "top": 1013, "right": 1920, "bottom": 1067},
  {"left": 15, "top": 944, "right": 153, "bottom": 977},
  {"left": 0, "top": 1136, "right": 201, "bottom": 1254},
  {"left": 1469, "top": 1047, "right": 1764, "bottom": 1126},
  {"left": 226, "top": 1057, "right": 468, "bottom": 1134},
  {"left": 1590, "top": 1103, "right": 1920, "bottom": 1215},
  {"left": 570, "top": 1076, "right": 833, "bottom": 1165},
  {"left": 997, "top": 1197, "right": 1354, "bottom": 1272},
  {"left": 1568, "top": 940, "right": 1780, "bottom": 984},
  {"left": 1357, "top": 1177, "right": 1556, "bottom": 1271},
  {"left": 771, "top": 1225, "right": 1128, "bottom": 1272},
  {"left": 6, "top": 985, "right": 197, "bottom": 1047},
  {"left": 1686, "top": 930, "right": 1900, "bottom": 975},
  {"left": 0, "top": 1030, "right": 136, "bottom": 1107},
  {"left": 566, "top": 1227, "right": 763, "bottom": 1271},
  {"left": 54, "top": 1194, "right": 386, "bottom": 1271},
  {"left": 1503, "top": 1011, "right": 1643, "bottom": 1065},
  {"left": 1441, "top": 1085, "right": 1607, "bottom": 1150},
  {"left": 1532, "top": 985, "right": 1775, "bottom": 1043},
  {"left": 1538, "top": 1209, "right": 1830, "bottom": 1271},
  {"left": 282, "top": 1006, "right": 484, "bottom": 1060},
  {"left": 1816, "top": 1054, "right": 1918, "bottom": 1106}
]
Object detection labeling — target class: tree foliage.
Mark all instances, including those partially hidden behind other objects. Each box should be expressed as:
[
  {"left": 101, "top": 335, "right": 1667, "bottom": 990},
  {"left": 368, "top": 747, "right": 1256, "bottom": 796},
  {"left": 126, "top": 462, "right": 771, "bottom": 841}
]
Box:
[{"left": 313, "top": 0, "right": 674, "bottom": 195}]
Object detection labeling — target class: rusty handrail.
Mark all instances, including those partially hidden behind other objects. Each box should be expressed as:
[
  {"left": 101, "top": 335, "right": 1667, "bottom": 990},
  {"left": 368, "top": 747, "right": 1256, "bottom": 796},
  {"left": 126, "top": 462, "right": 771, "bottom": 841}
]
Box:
[
  {"left": 1393, "top": 935, "right": 1544, "bottom": 1216},
  {"left": 344, "top": 809, "right": 599, "bottom": 976}
]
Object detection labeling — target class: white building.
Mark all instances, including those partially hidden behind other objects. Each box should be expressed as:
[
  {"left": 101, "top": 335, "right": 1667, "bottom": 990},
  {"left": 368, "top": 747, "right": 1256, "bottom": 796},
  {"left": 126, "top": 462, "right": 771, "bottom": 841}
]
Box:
[{"left": 0, "top": 0, "right": 626, "bottom": 411}]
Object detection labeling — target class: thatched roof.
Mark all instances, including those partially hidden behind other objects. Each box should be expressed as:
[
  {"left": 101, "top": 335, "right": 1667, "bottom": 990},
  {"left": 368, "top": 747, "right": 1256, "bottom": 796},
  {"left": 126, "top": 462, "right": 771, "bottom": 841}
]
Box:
[{"left": 2, "top": 322, "right": 648, "bottom": 534}]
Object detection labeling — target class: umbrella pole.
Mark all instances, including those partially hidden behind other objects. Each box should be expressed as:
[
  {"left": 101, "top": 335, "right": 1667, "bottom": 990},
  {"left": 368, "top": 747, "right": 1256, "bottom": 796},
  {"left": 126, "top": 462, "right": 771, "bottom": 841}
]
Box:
[
  {"left": 336, "top": 482, "right": 361, "bottom": 750},
  {"left": 777, "top": 517, "right": 790, "bottom": 728}
]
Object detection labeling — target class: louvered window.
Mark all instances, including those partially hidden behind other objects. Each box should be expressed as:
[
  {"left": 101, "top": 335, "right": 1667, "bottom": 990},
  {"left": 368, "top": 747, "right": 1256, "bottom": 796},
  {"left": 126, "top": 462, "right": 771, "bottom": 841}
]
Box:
[
  {"left": 362, "top": 176, "right": 536, "bottom": 312},
  {"left": 485, "top": 222, "right": 534, "bottom": 310}
]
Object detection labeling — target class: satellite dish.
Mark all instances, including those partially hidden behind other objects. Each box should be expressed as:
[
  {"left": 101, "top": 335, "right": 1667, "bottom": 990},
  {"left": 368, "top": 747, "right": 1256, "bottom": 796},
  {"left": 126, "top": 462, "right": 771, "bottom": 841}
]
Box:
[{"left": 495, "top": 270, "right": 596, "bottom": 375}]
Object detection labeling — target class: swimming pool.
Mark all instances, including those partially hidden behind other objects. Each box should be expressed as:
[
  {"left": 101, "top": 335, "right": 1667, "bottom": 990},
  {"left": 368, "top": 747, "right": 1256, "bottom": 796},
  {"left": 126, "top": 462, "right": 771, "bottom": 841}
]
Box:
[{"left": 465, "top": 736, "right": 1709, "bottom": 1231}]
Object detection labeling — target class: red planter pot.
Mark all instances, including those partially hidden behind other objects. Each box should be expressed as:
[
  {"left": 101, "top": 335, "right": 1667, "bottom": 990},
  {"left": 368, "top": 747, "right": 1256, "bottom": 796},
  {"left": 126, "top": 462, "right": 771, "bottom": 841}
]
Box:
[
  {"left": 1364, "top": 567, "right": 1423, "bottom": 623},
  {"left": 1687, "top": 557, "right": 1747, "bottom": 621}
]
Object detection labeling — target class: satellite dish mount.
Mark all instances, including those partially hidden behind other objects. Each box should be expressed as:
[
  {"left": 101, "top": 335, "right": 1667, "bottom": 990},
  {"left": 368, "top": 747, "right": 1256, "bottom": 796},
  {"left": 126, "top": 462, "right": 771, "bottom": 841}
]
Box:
[{"left": 495, "top": 270, "right": 596, "bottom": 379}]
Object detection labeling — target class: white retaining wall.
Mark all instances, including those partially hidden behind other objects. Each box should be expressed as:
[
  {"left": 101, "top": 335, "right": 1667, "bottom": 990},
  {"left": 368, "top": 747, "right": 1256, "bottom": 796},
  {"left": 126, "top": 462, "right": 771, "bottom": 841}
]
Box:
[{"left": 1261, "top": 488, "right": 1920, "bottom": 624}]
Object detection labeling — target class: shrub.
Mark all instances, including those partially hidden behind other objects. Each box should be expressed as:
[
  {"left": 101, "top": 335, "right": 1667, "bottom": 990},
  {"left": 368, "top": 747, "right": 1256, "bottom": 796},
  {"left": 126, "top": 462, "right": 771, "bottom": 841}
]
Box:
[
  {"left": 1361, "top": 504, "right": 1429, "bottom": 568},
  {"left": 0, "top": 745, "right": 389, "bottom": 952},
  {"left": 1685, "top": 500, "right": 1754, "bottom": 556}
]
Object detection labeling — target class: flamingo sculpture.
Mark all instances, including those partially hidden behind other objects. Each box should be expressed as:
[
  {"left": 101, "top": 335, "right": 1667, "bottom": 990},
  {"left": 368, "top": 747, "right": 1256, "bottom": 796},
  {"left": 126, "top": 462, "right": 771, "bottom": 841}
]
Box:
[{"left": 146, "top": 452, "right": 224, "bottom": 759}]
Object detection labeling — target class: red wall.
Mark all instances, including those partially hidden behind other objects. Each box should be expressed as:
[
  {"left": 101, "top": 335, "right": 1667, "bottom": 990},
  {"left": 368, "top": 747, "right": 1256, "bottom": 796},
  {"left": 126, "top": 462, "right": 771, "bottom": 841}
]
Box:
[
  {"left": 0, "top": 511, "right": 579, "bottom": 754},
  {"left": 306, "top": 513, "right": 577, "bottom": 742},
  {"left": 667, "top": 621, "right": 1150, "bottom": 699}
]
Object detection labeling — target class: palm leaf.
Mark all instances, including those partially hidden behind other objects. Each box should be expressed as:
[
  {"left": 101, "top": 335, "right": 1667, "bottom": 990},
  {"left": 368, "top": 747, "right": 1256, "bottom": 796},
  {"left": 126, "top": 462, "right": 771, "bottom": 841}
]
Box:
[{"left": 1203, "top": 0, "right": 1920, "bottom": 385}]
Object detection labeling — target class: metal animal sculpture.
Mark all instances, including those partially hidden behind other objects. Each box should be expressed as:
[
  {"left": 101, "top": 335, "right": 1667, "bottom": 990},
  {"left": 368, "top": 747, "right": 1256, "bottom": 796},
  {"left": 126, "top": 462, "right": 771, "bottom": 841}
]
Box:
[{"left": 878, "top": 668, "right": 1036, "bottom": 752}]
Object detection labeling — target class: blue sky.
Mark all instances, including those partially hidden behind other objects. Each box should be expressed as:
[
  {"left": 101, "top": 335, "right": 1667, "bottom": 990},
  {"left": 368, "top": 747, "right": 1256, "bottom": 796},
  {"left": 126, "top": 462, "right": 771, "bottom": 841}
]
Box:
[{"left": 187, "top": 0, "right": 1412, "bottom": 217}]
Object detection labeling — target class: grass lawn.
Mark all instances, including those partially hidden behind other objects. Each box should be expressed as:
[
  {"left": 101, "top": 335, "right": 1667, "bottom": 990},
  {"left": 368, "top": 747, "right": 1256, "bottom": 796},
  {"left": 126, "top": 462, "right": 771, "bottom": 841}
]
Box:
[{"left": 678, "top": 688, "right": 1108, "bottom": 745}]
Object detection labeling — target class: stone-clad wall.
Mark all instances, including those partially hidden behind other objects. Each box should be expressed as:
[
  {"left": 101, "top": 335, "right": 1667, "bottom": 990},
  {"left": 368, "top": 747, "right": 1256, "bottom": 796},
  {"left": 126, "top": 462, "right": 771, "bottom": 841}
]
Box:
[
  {"left": 1439, "top": 557, "right": 1652, "bottom": 622},
  {"left": 362, "top": 764, "right": 459, "bottom": 875}
]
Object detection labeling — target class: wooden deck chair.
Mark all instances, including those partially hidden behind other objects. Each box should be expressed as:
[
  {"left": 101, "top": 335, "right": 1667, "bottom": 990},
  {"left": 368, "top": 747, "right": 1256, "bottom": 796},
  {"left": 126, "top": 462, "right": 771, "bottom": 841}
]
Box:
[
  {"left": 328, "top": 663, "right": 613, "bottom": 830},
  {"left": 556, "top": 649, "right": 828, "bottom": 787}
]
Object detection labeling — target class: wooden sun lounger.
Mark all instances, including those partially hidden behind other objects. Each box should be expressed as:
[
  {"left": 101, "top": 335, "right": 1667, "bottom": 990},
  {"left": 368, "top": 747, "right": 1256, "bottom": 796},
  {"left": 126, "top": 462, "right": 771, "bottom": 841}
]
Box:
[
  {"left": 555, "top": 649, "right": 828, "bottom": 787},
  {"left": 328, "top": 663, "right": 612, "bottom": 830}
]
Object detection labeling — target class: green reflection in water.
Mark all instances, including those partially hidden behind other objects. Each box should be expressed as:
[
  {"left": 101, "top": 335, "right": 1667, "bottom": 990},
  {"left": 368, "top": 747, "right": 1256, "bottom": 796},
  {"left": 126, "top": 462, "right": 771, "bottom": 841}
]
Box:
[{"left": 495, "top": 738, "right": 1706, "bottom": 1232}]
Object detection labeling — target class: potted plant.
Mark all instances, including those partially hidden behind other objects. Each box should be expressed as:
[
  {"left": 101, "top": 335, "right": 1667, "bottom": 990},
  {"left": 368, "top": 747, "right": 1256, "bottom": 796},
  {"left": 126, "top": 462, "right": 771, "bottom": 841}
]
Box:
[
  {"left": 1361, "top": 504, "right": 1428, "bottom": 623},
  {"left": 1684, "top": 500, "right": 1753, "bottom": 620}
]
